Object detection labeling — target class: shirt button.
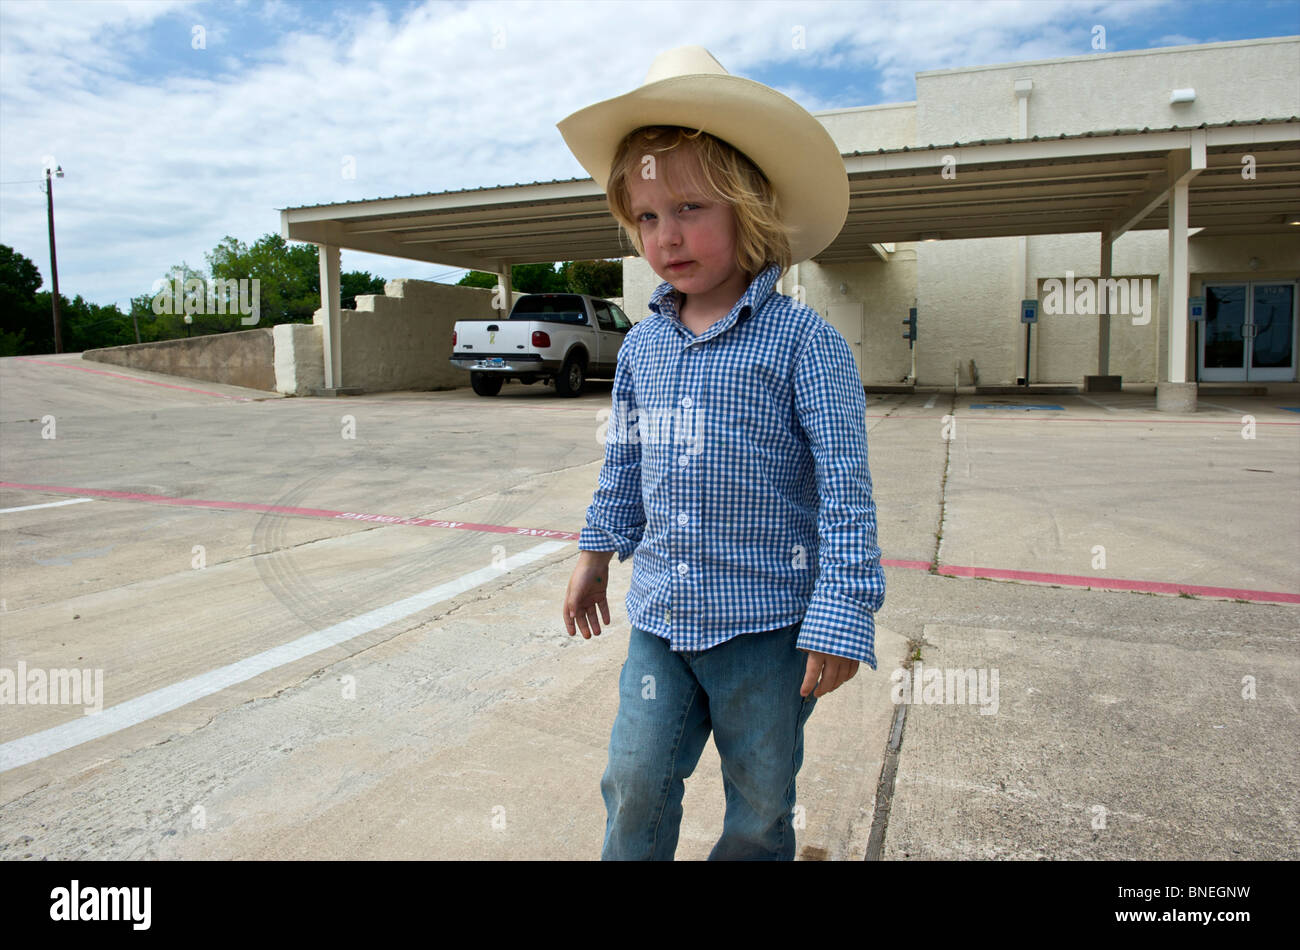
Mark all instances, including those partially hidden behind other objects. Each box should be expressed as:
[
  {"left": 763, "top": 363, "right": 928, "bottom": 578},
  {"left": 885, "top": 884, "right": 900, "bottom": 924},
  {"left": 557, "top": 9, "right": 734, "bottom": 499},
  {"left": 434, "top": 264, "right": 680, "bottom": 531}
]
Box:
[
  {"left": 677, "top": 562, "right": 688, "bottom": 575},
  {"left": 681, "top": 396, "right": 693, "bottom": 409},
  {"left": 676, "top": 512, "right": 689, "bottom": 526},
  {"left": 678, "top": 454, "right": 690, "bottom": 466}
]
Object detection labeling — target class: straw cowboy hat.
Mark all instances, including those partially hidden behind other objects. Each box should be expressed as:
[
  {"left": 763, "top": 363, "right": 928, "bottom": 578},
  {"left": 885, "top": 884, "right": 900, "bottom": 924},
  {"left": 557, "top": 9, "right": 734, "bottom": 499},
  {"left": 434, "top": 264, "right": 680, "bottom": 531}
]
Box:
[{"left": 557, "top": 45, "right": 849, "bottom": 264}]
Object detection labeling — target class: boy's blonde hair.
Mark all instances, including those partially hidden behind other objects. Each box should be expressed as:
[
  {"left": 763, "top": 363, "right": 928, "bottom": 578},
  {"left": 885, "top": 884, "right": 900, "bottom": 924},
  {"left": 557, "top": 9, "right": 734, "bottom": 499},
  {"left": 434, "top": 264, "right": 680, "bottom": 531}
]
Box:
[{"left": 605, "top": 126, "right": 793, "bottom": 281}]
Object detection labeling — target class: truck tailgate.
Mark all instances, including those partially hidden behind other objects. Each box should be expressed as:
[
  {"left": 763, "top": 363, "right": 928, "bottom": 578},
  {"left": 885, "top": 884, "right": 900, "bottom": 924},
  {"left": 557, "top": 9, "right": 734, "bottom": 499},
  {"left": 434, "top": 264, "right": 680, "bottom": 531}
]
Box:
[{"left": 453, "top": 321, "right": 534, "bottom": 357}]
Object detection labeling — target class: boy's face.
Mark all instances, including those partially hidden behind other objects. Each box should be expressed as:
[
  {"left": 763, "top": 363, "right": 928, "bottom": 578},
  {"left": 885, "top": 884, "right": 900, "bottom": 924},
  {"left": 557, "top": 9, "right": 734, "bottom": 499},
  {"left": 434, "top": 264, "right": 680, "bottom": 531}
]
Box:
[{"left": 626, "top": 147, "right": 746, "bottom": 310}]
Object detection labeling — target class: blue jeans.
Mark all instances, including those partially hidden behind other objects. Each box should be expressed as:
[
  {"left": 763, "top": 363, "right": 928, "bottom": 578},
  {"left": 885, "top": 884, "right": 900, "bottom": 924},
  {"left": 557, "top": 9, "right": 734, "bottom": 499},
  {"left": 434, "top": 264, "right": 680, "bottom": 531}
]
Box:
[{"left": 599, "top": 621, "right": 818, "bottom": 860}]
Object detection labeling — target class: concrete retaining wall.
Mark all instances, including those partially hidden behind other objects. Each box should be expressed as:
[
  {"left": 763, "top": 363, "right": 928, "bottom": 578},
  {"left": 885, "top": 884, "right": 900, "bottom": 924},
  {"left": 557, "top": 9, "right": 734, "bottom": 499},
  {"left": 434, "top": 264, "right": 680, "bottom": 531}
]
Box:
[
  {"left": 318, "top": 279, "right": 521, "bottom": 393},
  {"left": 83, "top": 328, "right": 276, "bottom": 392},
  {"left": 272, "top": 323, "right": 324, "bottom": 395},
  {"left": 81, "top": 281, "right": 528, "bottom": 396}
]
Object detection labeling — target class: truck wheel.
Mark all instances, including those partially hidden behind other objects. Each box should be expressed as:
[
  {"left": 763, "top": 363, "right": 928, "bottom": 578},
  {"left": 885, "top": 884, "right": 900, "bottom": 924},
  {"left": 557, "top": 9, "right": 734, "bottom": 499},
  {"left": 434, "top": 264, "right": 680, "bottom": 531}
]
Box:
[
  {"left": 555, "top": 356, "right": 586, "bottom": 397},
  {"left": 471, "top": 372, "right": 503, "bottom": 396}
]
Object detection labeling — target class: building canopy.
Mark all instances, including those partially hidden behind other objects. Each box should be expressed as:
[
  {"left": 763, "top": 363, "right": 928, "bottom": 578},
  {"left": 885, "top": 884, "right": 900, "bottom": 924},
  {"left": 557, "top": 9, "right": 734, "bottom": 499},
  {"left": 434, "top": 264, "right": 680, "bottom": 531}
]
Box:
[{"left": 281, "top": 118, "right": 1299, "bottom": 272}]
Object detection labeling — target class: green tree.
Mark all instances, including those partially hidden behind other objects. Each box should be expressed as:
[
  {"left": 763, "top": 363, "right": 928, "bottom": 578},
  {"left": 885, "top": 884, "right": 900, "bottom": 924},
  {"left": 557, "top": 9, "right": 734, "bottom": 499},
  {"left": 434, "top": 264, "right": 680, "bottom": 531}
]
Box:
[
  {"left": 566, "top": 259, "right": 622, "bottom": 298},
  {"left": 0, "top": 244, "right": 46, "bottom": 355},
  {"left": 0, "top": 246, "right": 135, "bottom": 354},
  {"left": 127, "top": 235, "right": 389, "bottom": 343},
  {"left": 457, "top": 261, "right": 569, "bottom": 294},
  {"left": 512, "top": 262, "right": 567, "bottom": 293},
  {"left": 206, "top": 235, "right": 387, "bottom": 323},
  {"left": 456, "top": 270, "right": 497, "bottom": 289},
  {"left": 57, "top": 293, "right": 135, "bottom": 351},
  {"left": 0, "top": 236, "right": 391, "bottom": 355},
  {"left": 128, "top": 260, "right": 214, "bottom": 340},
  {"left": 341, "top": 271, "right": 386, "bottom": 309},
  {"left": 207, "top": 234, "right": 320, "bottom": 327}
]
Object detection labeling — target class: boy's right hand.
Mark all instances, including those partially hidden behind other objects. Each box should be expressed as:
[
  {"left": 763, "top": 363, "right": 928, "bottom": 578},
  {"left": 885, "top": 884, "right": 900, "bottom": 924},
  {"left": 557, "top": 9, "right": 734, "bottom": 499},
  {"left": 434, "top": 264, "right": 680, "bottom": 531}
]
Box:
[{"left": 564, "top": 550, "right": 614, "bottom": 639}]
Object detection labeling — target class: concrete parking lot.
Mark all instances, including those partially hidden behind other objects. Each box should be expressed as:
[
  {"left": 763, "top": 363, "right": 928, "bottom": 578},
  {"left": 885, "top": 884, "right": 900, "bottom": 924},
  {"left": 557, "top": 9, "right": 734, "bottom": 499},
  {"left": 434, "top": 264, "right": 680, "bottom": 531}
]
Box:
[{"left": 1, "top": 353, "right": 1296, "bottom": 859}]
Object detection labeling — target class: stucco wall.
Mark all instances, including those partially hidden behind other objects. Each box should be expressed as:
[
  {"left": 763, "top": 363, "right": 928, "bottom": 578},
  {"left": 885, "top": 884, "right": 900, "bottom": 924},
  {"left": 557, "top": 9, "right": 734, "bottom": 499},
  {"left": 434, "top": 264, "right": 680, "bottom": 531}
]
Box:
[
  {"left": 81, "top": 282, "right": 534, "bottom": 396},
  {"left": 816, "top": 102, "right": 917, "bottom": 153},
  {"left": 620, "top": 254, "right": 922, "bottom": 386},
  {"left": 622, "top": 257, "right": 662, "bottom": 324},
  {"left": 798, "top": 255, "right": 918, "bottom": 384},
  {"left": 618, "top": 225, "right": 1300, "bottom": 389},
  {"left": 1026, "top": 231, "right": 1168, "bottom": 384},
  {"left": 83, "top": 328, "right": 276, "bottom": 391},
  {"left": 915, "top": 36, "right": 1300, "bottom": 144},
  {"left": 273, "top": 322, "right": 324, "bottom": 395},
  {"left": 620, "top": 38, "right": 1300, "bottom": 389},
  {"left": 315, "top": 279, "right": 523, "bottom": 393}
]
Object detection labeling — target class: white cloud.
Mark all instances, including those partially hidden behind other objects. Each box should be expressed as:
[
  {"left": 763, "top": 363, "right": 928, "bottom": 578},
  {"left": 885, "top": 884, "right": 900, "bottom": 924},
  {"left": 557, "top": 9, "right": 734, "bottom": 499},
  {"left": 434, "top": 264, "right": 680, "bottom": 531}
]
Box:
[
  {"left": 0, "top": 0, "right": 197, "bottom": 90},
  {"left": 0, "top": 0, "right": 1182, "bottom": 312}
]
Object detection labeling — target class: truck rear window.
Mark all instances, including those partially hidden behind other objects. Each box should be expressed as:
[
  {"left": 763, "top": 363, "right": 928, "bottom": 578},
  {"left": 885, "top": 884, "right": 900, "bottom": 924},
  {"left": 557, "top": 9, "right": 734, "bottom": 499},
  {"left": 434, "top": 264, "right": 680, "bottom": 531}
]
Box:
[{"left": 511, "top": 295, "right": 587, "bottom": 323}]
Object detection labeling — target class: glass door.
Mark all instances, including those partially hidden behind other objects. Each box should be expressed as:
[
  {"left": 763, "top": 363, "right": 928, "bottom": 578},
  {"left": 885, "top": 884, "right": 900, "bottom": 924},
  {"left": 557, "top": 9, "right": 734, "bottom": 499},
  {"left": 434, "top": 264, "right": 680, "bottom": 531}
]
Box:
[
  {"left": 1200, "top": 281, "right": 1297, "bottom": 382},
  {"left": 1249, "top": 282, "right": 1297, "bottom": 381},
  {"left": 1200, "top": 284, "right": 1246, "bottom": 381}
]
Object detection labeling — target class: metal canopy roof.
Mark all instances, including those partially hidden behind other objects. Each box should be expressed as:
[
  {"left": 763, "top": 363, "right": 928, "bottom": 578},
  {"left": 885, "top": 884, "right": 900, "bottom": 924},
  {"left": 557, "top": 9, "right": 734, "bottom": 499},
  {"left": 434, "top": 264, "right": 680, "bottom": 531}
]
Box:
[{"left": 279, "top": 118, "right": 1300, "bottom": 272}]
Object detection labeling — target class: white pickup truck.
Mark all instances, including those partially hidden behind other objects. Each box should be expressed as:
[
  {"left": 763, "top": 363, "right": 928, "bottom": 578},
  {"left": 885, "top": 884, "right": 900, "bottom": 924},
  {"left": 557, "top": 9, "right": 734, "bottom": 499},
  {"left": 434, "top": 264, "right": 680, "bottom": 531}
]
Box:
[{"left": 450, "top": 293, "right": 633, "bottom": 396}]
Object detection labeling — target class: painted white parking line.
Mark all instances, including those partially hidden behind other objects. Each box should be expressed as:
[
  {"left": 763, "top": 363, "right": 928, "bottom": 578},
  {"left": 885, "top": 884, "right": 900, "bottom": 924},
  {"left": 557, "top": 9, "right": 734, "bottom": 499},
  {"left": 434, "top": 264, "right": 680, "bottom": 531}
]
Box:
[
  {"left": 0, "top": 540, "right": 570, "bottom": 773},
  {"left": 1073, "top": 394, "right": 1118, "bottom": 413},
  {"left": 923, "top": 393, "right": 938, "bottom": 409},
  {"left": 0, "top": 498, "right": 95, "bottom": 514},
  {"left": 1198, "top": 401, "right": 1249, "bottom": 415}
]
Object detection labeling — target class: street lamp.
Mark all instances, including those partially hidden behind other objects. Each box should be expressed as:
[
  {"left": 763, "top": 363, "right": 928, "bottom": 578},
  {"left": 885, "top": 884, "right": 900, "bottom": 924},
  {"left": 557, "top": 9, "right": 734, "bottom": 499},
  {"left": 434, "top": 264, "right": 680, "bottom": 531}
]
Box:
[{"left": 45, "top": 164, "right": 64, "bottom": 353}]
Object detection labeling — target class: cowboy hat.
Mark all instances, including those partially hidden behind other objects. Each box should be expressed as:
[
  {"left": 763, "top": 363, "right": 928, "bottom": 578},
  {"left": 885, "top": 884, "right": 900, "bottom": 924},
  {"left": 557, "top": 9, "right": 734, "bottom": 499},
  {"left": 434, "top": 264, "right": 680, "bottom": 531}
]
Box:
[{"left": 557, "top": 45, "right": 849, "bottom": 264}]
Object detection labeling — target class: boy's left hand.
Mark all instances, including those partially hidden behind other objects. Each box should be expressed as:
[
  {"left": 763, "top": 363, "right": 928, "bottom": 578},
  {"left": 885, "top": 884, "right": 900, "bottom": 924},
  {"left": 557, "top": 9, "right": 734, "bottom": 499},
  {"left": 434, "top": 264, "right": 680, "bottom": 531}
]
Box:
[{"left": 800, "top": 650, "right": 859, "bottom": 698}]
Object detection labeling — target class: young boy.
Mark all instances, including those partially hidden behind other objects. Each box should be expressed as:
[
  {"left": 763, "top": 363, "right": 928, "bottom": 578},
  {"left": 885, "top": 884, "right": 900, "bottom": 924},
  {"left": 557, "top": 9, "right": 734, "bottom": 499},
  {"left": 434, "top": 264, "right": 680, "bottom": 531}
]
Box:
[{"left": 558, "top": 47, "right": 885, "bottom": 860}]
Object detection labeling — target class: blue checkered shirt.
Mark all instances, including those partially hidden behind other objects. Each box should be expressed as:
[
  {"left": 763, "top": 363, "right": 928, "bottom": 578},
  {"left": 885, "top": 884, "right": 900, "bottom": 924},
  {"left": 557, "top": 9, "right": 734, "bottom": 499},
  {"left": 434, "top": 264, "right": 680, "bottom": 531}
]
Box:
[{"left": 578, "top": 263, "right": 885, "bottom": 669}]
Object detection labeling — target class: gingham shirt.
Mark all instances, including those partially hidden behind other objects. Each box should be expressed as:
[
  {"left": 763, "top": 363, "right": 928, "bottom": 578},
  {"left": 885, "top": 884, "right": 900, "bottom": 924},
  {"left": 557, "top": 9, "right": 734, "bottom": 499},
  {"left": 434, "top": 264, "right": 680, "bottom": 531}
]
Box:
[{"left": 579, "top": 263, "right": 885, "bottom": 669}]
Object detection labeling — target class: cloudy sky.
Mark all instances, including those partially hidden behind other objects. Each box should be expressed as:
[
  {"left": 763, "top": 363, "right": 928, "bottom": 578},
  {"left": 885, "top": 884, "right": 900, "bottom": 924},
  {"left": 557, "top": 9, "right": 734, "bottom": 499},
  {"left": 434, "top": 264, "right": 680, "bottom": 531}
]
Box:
[{"left": 1, "top": 0, "right": 1297, "bottom": 312}]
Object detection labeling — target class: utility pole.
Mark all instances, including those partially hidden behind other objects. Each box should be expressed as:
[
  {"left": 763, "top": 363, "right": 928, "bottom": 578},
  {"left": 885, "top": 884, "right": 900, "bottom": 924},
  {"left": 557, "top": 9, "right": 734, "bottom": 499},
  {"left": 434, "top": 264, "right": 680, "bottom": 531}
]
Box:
[{"left": 45, "top": 164, "right": 64, "bottom": 353}]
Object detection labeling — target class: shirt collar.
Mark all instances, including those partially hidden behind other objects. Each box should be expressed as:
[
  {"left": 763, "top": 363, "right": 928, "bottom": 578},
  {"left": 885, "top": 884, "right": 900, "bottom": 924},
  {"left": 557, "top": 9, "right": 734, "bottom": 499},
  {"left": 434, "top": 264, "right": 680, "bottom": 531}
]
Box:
[{"left": 647, "top": 263, "right": 782, "bottom": 335}]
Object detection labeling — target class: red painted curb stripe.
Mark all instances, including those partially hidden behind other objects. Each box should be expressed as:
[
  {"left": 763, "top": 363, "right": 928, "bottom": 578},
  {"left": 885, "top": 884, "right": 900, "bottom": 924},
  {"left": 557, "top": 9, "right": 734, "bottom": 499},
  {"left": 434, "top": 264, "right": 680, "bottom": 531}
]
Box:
[
  {"left": 882, "top": 558, "right": 933, "bottom": 570},
  {"left": 882, "top": 558, "right": 1297, "bottom": 603},
  {"left": 863, "top": 414, "right": 1299, "bottom": 426},
  {"left": 0, "top": 481, "right": 579, "bottom": 541},
  {"left": 12, "top": 357, "right": 254, "bottom": 401},
  {"left": 2, "top": 481, "right": 1293, "bottom": 603},
  {"left": 934, "top": 563, "right": 1300, "bottom": 604}
]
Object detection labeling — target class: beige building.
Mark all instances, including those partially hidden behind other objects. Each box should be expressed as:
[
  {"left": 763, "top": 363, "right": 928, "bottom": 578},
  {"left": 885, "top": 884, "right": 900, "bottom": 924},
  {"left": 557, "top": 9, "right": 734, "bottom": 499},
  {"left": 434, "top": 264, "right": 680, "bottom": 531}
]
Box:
[
  {"left": 263, "top": 35, "right": 1300, "bottom": 411},
  {"left": 619, "top": 35, "right": 1300, "bottom": 399}
]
